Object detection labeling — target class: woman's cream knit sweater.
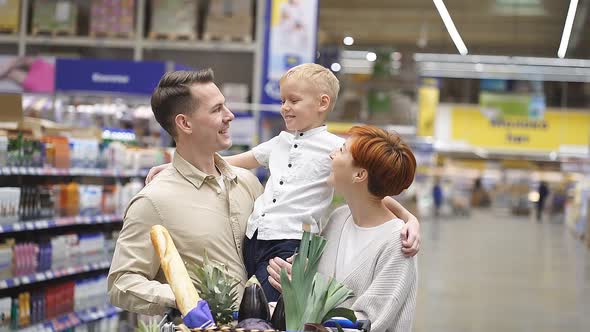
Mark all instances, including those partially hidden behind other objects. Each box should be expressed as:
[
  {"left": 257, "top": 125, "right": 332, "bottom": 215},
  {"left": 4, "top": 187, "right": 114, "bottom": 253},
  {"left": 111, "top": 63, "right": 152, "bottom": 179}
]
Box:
[{"left": 318, "top": 205, "right": 418, "bottom": 332}]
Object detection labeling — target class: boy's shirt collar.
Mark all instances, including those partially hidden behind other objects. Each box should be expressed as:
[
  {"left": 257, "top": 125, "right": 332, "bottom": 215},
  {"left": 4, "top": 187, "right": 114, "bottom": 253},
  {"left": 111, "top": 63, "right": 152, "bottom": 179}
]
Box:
[{"left": 294, "top": 125, "right": 327, "bottom": 138}]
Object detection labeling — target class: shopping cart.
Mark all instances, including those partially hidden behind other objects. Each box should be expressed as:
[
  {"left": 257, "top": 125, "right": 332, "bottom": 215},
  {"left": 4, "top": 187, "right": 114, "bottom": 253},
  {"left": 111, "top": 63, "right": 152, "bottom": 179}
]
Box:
[{"left": 158, "top": 308, "right": 371, "bottom": 332}]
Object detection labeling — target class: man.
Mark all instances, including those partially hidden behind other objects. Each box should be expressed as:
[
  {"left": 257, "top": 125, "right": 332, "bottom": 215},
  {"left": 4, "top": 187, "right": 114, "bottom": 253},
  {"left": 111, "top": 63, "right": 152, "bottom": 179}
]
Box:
[
  {"left": 107, "top": 69, "right": 263, "bottom": 315},
  {"left": 108, "top": 69, "right": 421, "bottom": 315}
]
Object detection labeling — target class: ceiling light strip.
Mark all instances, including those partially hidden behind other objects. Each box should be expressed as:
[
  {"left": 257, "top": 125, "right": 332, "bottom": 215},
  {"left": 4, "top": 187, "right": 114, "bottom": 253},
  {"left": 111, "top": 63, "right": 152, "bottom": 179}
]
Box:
[
  {"left": 557, "top": 0, "right": 579, "bottom": 59},
  {"left": 432, "top": 0, "right": 468, "bottom": 55}
]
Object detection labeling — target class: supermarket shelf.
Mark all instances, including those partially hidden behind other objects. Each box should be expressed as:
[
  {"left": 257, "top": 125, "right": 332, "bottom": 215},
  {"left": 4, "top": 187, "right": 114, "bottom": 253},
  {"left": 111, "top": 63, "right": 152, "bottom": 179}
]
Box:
[
  {"left": 142, "top": 39, "right": 256, "bottom": 53},
  {"left": 0, "top": 260, "right": 110, "bottom": 290},
  {"left": 0, "top": 166, "right": 149, "bottom": 177},
  {"left": 26, "top": 36, "right": 134, "bottom": 49},
  {"left": 0, "top": 34, "right": 19, "bottom": 44},
  {"left": 20, "top": 304, "right": 122, "bottom": 332},
  {"left": 23, "top": 36, "right": 255, "bottom": 53},
  {"left": 0, "top": 214, "right": 122, "bottom": 234}
]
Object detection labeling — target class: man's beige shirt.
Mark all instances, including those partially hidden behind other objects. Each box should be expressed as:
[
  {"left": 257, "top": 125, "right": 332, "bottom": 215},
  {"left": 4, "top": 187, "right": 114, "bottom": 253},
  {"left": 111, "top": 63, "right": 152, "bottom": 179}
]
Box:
[{"left": 107, "top": 152, "right": 263, "bottom": 315}]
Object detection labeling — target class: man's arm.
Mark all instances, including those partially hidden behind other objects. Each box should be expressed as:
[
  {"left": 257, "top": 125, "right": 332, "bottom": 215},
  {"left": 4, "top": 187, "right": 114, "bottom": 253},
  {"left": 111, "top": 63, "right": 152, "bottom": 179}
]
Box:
[
  {"left": 382, "top": 196, "right": 421, "bottom": 257},
  {"left": 107, "top": 197, "right": 176, "bottom": 315},
  {"left": 224, "top": 151, "right": 261, "bottom": 170}
]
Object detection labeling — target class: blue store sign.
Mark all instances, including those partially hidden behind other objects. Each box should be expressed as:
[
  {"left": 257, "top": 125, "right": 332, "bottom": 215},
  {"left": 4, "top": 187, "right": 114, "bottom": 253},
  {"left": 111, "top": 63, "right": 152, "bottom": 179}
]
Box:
[{"left": 55, "top": 58, "right": 166, "bottom": 95}]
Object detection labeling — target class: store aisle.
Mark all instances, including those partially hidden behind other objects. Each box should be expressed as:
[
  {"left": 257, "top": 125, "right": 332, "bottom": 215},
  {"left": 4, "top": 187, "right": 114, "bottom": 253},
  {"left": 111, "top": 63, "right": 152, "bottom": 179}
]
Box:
[{"left": 414, "top": 210, "right": 590, "bottom": 332}]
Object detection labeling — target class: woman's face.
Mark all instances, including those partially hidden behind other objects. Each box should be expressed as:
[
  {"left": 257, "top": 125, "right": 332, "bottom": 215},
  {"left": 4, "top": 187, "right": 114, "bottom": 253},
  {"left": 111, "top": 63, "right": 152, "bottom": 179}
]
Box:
[{"left": 327, "top": 137, "right": 357, "bottom": 192}]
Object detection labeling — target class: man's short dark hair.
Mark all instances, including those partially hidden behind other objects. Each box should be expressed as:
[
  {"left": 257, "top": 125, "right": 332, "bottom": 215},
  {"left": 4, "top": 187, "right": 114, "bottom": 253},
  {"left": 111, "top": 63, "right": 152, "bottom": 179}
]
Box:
[{"left": 151, "top": 69, "right": 214, "bottom": 137}]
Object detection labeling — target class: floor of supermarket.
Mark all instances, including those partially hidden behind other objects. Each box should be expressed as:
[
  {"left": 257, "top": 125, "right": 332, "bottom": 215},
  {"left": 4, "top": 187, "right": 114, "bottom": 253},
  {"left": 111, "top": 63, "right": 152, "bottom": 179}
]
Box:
[{"left": 414, "top": 209, "right": 590, "bottom": 332}]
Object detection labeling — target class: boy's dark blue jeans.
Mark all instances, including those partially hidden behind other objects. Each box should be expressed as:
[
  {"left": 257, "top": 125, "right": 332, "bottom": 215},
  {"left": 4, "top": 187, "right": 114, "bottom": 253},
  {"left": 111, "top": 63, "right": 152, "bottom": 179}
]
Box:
[{"left": 243, "top": 230, "right": 300, "bottom": 302}]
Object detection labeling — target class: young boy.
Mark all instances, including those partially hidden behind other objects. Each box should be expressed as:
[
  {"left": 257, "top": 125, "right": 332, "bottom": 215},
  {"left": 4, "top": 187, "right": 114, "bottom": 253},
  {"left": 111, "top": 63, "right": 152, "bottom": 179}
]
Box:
[{"left": 146, "top": 64, "right": 420, "bottom": 301}]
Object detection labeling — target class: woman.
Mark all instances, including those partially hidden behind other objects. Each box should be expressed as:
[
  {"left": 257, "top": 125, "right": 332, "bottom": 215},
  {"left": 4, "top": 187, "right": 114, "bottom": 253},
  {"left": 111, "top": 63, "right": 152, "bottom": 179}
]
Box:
[{"left": 267, "top": 125, "right": 418, "bottom": 332}]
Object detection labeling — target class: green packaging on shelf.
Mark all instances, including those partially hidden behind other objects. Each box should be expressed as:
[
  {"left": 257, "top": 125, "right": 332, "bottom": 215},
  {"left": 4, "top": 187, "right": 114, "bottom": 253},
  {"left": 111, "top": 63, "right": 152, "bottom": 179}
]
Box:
[
  {"left": 149, "top": 0, "right": 198, "bottom": 37},
  {"left": 32, "top": 0, "right": 78, "bottom": 35}
]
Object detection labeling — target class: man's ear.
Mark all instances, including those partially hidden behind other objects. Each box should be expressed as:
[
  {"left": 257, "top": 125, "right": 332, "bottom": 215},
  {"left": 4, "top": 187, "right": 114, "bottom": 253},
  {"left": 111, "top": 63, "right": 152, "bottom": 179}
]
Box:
[
  {"left": 319, "top": 94, "right": 331, "bottom": 113},
  {"left": 175, "top": 114, "right": 192, "bottom": 135},
  {"left": 353, "top": 168, "right": 368, "bottom": 183}
]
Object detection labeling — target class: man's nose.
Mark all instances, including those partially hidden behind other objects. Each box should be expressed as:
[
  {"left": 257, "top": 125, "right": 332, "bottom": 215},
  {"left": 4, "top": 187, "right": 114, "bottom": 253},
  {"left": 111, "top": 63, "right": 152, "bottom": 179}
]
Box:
[{"left": 224, "top": 107, "right": 234, "bottom": 121}]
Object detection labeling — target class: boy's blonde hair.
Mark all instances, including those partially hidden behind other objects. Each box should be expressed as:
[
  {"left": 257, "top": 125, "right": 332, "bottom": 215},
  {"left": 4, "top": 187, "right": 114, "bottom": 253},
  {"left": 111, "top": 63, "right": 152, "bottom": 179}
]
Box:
[{"left": 280, "top": 63, "right": 340, "bottom": 112}]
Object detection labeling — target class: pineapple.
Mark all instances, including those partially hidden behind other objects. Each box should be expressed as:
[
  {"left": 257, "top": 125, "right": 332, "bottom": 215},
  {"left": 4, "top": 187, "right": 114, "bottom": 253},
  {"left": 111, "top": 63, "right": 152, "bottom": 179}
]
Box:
[
  {"left": 135, "top": 318, "right": 160, "bottom": 332},
  {"left": 191, "top": 252, "right": 240, "bottom": 326}
]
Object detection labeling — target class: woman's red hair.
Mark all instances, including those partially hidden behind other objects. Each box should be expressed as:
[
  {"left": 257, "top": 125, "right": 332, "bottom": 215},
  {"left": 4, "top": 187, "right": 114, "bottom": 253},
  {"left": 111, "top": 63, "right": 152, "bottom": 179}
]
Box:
[{"left": 348, "top": 125, "right": 416, "bottom": 197}]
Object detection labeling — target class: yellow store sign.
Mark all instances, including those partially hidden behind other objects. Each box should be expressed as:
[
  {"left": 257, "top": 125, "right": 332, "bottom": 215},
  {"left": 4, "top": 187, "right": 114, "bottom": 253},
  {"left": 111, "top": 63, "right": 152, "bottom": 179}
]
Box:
[{"left": 450, "top": 106, "right": 590, "bottom": 152}]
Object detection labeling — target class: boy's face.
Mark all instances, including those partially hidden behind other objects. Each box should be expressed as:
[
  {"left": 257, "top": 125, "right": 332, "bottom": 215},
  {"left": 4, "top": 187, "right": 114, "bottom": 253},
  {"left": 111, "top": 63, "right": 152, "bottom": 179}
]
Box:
[{"left": 279, "top": 77, "right": 327, "bottom": 132}]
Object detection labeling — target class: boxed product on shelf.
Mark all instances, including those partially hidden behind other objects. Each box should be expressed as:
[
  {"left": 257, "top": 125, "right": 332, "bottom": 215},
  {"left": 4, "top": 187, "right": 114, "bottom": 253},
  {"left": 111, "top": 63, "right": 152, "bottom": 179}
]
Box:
[
  {"left": 31, "top": 0, "right": 78, "bottom": 35},
  {"left": 0, "top": 297, "right": 11, "bottom": 330},
  {"left": 90, "top": 0, "right": 135, "bottom": 38},
  {"left": 70, "top": 138, "right": 99, "bottom": 169},
  {"left": 42, "top": 136, "right": 70, "bottom": 169},
  {"left": 13, "top": 242, "right": 39, "bottom": 276},
  {"left": 149, "top": 0, "right": 198, "bottom": 39},
  {"left": 203, "top": 0, "right": 252, "bottom": 41},
  {"left": 0, "top": 187, "right": 20, "bottom": 225},
  {"left": 0, "top": 0, "right": 20, "bottom": 34},
  {"left": 79, "top": 185, "right": 103, "bottom": 216},
  {"left": 222, "top": 83, "right": 249, "bottom": 104},
  {"left": 0, "top": 241, "right": 13, "bottom": 279}
]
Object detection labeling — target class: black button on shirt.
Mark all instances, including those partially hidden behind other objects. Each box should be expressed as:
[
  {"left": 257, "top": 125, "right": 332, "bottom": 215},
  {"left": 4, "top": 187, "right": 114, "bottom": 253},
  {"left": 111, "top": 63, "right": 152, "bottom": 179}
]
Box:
[
  {"left": 294, "top": 144, "right": 298, "bottom": 148},
  {"left": 288, "top": 164, "right": 292, "bottom": 168},
  {"left": 273, "top": 199, "right": 276, "bottom": 203}
]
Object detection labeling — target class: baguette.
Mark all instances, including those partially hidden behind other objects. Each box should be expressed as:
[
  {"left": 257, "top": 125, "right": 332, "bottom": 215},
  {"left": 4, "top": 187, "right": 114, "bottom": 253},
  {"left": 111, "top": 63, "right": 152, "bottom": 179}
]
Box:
[{"left": 150, "top": 225, "right": 201, "bottom": 315}]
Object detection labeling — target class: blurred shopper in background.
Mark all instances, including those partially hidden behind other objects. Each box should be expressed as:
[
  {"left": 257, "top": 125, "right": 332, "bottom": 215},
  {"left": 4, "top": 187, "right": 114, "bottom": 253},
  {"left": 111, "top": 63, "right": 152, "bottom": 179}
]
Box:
[
  {"left": 537, "top": 181, "right": 549, "bottom": 222},
  {"left": 433, "top": 178, "right": 444, "bottom": 217}
]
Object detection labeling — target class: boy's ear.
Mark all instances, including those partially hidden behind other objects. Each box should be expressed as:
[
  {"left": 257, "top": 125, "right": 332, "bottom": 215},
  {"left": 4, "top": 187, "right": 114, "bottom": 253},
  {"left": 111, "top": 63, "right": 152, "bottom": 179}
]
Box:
[
  {"left": 319, "top": 94, "right": 331, "bottom": 113},
  {"left": 175, "top": 114, "right": 192, "bottom": 135}
]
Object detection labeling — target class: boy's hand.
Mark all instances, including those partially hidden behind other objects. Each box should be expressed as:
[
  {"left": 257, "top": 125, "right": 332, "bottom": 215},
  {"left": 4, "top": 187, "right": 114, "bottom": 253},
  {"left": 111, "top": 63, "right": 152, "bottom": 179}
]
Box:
[
  {"left": 267, "top": 256, "right": 293, "bottom": 292},
  {"left": 400, "top": 219, "right": 421, "bottom": 257},
  {"left": 145, "top": 163, "right": 171, "bottom": 185}
]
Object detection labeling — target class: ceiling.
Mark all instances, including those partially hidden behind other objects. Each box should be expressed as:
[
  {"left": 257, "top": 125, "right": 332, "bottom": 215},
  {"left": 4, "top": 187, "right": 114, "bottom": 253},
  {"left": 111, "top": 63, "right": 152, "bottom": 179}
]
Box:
[{"left": 318, "top": 0, "right": 589, "bottom": 59}]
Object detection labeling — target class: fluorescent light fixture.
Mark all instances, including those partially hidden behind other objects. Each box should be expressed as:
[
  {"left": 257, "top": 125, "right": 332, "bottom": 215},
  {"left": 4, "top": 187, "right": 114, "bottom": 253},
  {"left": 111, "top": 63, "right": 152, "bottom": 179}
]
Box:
[
  {"left": 366, "top": 52, "right": 377, "bottom": 62},
  {"left": 330, "top": 62, "right": 342, "bottom": 72},
  {"left": 432, "top": 0, "right": 468, "bottom": 55},
  {"left": 557, "top": 0, "right": 579, "bottom": 59},
  {"left": 343, "top": 36, "right": 354, "bottom": 46}
]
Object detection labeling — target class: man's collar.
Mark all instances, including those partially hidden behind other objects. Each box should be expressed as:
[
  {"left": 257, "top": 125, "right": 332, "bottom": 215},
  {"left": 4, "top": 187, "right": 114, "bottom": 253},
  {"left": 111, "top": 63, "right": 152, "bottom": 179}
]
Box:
[
  {"left": 295, "top": 125, "right": 327, "bottom": 138},
  {"left": 173, "top": 152, "right": 237, "bottom": 189}
]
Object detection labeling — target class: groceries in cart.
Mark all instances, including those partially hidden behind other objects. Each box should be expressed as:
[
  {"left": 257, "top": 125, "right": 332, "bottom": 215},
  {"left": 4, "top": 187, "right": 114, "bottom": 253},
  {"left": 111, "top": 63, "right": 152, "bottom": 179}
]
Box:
[{"left": 148, "top": 226, "right": 369, "bottom": 332}]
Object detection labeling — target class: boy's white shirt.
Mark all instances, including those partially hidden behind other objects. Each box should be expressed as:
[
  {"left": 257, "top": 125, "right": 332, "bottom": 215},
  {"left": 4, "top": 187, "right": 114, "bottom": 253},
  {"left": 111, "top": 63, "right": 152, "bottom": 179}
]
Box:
[{"left": 247, "top": 125, "right": 345, "bottom": 240}]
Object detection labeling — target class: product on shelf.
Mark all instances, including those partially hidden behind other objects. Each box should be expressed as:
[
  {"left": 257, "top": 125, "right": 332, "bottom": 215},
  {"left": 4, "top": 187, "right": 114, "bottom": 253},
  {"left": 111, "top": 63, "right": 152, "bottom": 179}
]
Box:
[
  {"left": 0, "top": 240, "right": 14, "bottom": 279},
  {"left": 203, "top": 0, "right": 253, "bottom": 41},
  {"left": 149, "top": 0, "right": 198, "bottom": 39},
  {"left": 42, "top": 135, "right": 71, "bottom": 169},
  {"left": 0, "top": 187, "right": 20, "bottom": 224},
  {"left": 0, "top": 297, "right": 10, "bottom": 330},
  {"left": 90, "top": 0, "right": 135, "bottom": 38},
  {"left": 222, "top": 83, "right": 249, "bottom": 104},
  {"left": 0, "top": 0, "right": 20, "bottom": 34},
  {"left": 31, "top": 0, "right": 78, "bottom": 35}
]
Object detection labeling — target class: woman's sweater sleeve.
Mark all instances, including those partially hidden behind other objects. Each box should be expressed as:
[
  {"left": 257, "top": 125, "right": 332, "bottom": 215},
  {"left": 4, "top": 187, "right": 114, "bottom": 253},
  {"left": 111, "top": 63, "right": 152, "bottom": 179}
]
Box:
[{"left": 350, "top": 239, "right": 418, "bottom": 332}]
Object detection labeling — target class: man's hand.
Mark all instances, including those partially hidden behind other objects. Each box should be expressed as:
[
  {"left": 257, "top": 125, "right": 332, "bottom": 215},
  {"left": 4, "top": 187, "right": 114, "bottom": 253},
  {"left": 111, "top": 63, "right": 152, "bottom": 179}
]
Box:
[
  {"left": 145, "top": 163, "right": 171, "bottom": 185},
  {"left": 267, "top": 256, "right": 293, "bottom": 292},
  {"left": 400, "top": 218, "right": 421, "bottom": 257}
]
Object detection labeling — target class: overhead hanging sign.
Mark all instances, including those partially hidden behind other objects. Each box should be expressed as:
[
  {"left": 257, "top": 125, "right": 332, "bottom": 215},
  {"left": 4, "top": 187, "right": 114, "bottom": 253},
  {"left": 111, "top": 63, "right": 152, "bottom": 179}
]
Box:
[
  {"left": 55, "top": 58, "right": 166, "bottom": 95},
  {"left": 260, "top": 0, "right": 319, "bottom": 105},
  {"left": 436, "top": 105, "right": 590, "bottom": 154}
]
